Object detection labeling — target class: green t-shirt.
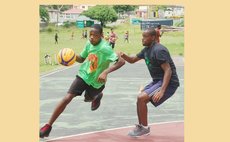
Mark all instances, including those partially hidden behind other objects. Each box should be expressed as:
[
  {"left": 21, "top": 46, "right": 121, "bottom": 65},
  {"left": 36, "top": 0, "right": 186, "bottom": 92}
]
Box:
[{"left": 78, "top": 39, "right": 118, "bottom": 89}]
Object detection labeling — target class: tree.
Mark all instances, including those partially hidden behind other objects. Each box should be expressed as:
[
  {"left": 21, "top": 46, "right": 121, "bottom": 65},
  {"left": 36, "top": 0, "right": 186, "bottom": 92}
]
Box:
[
  {"left": 158, "top": 5, "right": 167, "bottom": 11},
  {"left": 81, "top": 5, "right": 118, "bottom": 27},
  {"left": 47, "top": 5, "right": 72, "bottom": 26},
  {"left": 113, "top": 5, "right": 137, "bottom": 16},
  {"left": 47, "top": 5, "right": 72, "bottom": 12},
  {"left": 40, "top": 6, "right": 49, "bottom": 23}
]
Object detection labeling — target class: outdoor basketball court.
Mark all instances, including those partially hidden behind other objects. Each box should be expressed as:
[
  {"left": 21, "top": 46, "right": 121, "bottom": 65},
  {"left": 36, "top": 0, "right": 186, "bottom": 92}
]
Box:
[{"left": 40, "top": 56, "right": 184, "bottom": 142}]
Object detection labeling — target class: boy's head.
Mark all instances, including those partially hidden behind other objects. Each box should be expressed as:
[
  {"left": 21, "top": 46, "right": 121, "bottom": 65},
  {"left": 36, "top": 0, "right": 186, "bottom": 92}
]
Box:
[
  {"left": 89, "top": 24, "right": 103, "bottom": 45},
  {"left": 142, "top": 27, "right": 156, "bottom": 47}
]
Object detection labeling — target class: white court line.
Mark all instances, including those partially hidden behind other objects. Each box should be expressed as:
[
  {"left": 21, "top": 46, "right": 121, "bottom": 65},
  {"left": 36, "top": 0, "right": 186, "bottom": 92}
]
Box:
[
  {"left": 47, "top": 120, "right": 184, "bottom": 141},
  {"left": 40, "top": 64, "right": 79, "bottom": 78}
]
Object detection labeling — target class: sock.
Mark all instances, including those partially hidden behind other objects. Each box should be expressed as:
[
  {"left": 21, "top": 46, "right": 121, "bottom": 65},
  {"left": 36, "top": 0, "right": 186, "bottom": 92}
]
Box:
[{"left": 141, "top": 124, "right": 149, "bottom": 129}]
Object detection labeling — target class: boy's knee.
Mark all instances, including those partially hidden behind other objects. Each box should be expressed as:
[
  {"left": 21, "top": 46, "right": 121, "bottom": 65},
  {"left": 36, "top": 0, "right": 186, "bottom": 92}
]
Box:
[{"left": 137, "top": 92, "right": 149, "bottom": 104}]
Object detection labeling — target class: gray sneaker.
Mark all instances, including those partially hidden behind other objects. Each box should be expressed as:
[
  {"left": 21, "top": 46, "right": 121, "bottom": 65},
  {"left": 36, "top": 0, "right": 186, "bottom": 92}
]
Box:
[{"left": 128, "top": 124, "right": 150, "bottom": 137}]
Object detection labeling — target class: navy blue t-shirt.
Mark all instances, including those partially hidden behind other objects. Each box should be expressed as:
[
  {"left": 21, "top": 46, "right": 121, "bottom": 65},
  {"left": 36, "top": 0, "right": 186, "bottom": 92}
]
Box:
[{"left": 137, "top": 43, "right": 179, "bottom": 87}]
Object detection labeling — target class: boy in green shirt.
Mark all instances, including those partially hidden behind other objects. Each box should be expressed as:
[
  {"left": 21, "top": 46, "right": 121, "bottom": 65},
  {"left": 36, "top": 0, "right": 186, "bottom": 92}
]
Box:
[{"left": 40, "top": 24, "right": 125, "bottom": 138}]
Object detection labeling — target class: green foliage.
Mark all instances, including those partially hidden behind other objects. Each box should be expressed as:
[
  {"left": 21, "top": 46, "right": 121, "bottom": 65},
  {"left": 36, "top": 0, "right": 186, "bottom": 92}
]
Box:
[
  {"left": 157, "top": 5, "right": 167, "bottom": 11},
  {"left": 40, "top": 6, "right": 49, "bottom": 23},
  {"left": 60, "top": 5, "right": 72, "bottom": 11},
  {"left": 62, "top": 21, "right": 75, "bottom": 28},
  {"left": 47, "top": 5, "right": 72, "bottom": 12},
  {"left": 63, "top": 21, "right": 71, "bottom": 28},
  {"left": 113, "top": 5, "right": 137, "bottom": 13},
  {"left": 175, "top": 19, "right": 184, "bottom": 27},
  {"left": 82, "top": 5, "right": 118, "bottom": 27},
  {"left": 46, "top": 26, "right": 54, "bottom": 32}
]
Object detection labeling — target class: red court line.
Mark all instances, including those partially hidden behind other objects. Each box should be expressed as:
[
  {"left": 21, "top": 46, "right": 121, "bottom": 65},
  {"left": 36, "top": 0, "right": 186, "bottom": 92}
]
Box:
[{"left": 46, "top": 121, "right": 184, "bottom": 142}]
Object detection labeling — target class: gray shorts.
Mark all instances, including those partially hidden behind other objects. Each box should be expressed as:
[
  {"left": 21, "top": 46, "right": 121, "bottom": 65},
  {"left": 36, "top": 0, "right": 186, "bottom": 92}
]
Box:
[{"left": 144, "top": 80, "right": 178, "bottom": 107}]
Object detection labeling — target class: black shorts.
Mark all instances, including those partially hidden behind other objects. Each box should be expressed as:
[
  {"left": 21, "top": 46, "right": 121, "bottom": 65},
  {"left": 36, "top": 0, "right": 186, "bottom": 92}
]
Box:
[{"left": 68, "top": 76, "right": 105, "bottom": 99}]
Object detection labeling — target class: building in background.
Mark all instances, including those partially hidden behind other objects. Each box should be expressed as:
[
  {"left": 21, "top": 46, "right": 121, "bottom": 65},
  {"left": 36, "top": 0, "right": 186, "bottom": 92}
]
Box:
[
  {"left": 135, "top": 6, "right": 147, "bottom": 18},
  {"left": 48, "top": 9, "right": 60, "bottom": 23},
  {"left": 61, "top": 8, "right": 84, "bottom": 22},
  {"left": 135, "top": 5, "right": 184, "bottom": 19},
  {"left": 164, "top": 6, "right": 184, "bottom": 18},
  {"left": 47, "top": 4, "right": 96, "bottom": 24}
]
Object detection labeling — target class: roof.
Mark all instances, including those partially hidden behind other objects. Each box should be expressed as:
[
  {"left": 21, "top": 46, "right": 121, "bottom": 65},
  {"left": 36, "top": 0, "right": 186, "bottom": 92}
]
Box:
[{"left": 62, "top": 8, "right": 84, "bottom": 14}]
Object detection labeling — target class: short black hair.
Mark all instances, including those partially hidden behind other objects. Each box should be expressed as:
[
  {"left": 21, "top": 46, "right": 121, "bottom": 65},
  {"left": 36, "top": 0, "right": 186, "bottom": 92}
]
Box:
[
  {"left": 146, "top": 27, "right": 156, "bottom": 36},
  {"left": 91, "top": 24, "right": 103, "bottom": 34}
]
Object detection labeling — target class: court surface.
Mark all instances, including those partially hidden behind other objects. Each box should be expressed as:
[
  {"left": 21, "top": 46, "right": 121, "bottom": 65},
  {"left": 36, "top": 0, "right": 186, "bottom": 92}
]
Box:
[{"left": 40, "top": 56, "right": 184, "bottom": 142}]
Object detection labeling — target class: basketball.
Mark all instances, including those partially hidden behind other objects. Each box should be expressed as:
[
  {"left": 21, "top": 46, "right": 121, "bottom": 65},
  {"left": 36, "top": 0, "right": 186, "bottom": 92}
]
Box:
[{"left": 57, "top": 48, "right": 76, "bottom": 66}]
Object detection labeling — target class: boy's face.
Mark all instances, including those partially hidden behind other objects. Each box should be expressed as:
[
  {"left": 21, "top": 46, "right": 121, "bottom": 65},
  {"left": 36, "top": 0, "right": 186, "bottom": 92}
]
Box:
[
  {"left": 89, "top": 28, "right": 102, "bottom": 46},
  {"left": 142, "top": 31, "right": 155, "bottom": 47}
]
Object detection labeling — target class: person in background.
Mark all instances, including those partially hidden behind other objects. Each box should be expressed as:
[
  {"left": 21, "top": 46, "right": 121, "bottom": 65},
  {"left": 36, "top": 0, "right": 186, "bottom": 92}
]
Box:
[
  {"left": 124, "top": 31, "right": 129, "bottom": 43},
  {"left": 71, "top": 32, "right": 74, "bottom": 40},
  {"left": 109, "top": 28, "right": 118, "bottom": 49},
  {"left": 155, "top": 24, "right": 164, "bottom": 43},
  {"left": 55, "top": 33, "right": 58, "bottom": 44},
  {"left": 84, "top": 30, "right": 88, "bottom": 39}
]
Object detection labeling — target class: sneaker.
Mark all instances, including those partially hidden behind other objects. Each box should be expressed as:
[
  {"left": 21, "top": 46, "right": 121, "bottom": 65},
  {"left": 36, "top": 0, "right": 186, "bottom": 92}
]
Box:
[
  {"left": 128, "top": 124, "right": 150, "bottom": 137},
  {"left": 91, "top": 93, "right": 103, "bottom": 111},
  {"left": 40, "top": 124, "right": 52, "bottom": 138}
]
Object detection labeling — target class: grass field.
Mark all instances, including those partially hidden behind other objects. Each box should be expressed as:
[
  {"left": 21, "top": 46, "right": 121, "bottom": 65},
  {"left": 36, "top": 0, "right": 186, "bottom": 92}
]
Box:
[{"left": 40, "top": 22, "right": 184, "bottom": 74}]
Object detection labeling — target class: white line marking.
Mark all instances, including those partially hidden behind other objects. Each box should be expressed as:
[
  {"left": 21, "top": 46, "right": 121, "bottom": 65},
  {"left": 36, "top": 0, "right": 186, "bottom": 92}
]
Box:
[
  {"left": 40, "top": 64, "right": 79, "bottom": 78},
  {"left": 47, "top": 120, "right": 183, "bottom": 141}
]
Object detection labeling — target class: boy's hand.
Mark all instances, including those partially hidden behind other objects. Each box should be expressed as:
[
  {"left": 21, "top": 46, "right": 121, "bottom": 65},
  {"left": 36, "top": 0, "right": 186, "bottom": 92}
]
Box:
[
  {"left": 118, "top": 52, "right": 124, "bottom": 58},
  {"left": 152, "top": 91, "right": 164, "bottom": 103},
  {"left": 97, "top": 71, "right": 108, "bottom": 83}
]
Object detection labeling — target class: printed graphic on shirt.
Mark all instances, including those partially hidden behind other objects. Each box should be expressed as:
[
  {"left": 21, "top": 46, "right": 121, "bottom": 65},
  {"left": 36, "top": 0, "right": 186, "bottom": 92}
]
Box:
[
  {"left": 88, "top": 54, "right": 98, "bottom": 73},
  {"left": 145, "top": 57, "right": 154, "bottom": 70},
  {"left": 145, "top": 57, "right": 151, "bottom": 66}
]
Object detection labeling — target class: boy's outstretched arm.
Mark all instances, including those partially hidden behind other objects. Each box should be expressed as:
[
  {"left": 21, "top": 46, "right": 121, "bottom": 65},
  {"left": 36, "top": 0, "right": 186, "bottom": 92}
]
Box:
[
  {"left": 75, "top": 54, "right": 85, "bottom": 63},
  {"left": 120, "top": 52, "right": 141, "bottom": 64},
  {"left": 98, "top": 53, "right": 125, "bottom": 83}
]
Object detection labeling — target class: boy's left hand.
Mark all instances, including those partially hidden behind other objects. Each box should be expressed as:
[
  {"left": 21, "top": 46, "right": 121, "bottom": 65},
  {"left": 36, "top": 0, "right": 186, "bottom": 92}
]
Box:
[{"left": 152, "top": 91, "right": 164, "bottom": 103}]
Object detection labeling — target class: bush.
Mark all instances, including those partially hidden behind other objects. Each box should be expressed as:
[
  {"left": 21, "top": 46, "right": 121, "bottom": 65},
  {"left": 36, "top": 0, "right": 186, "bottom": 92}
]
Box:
[
  {"left": 63, "top": 21, "right": 71, "bottom": 28},
  {"left": 175, "top": 19, "right": 184, "bottom": 27},
  {"left": 46, "top": 26, "right": 54, "bottom": 32}
]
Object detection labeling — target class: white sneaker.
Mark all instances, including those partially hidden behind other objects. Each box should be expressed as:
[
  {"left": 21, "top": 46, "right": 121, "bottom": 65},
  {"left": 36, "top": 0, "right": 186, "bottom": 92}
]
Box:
[{"left": 128, "top": 124, "right": 150, "bottom": 137}]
